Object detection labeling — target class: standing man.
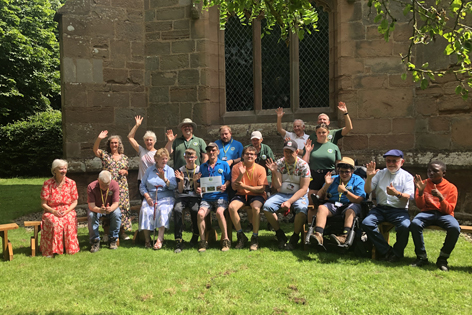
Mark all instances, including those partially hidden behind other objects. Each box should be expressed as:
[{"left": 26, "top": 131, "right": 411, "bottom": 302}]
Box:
[
  {"left": 195, "top": 143, "right": 232, "bottom": 252},
  {"left": 410, "top": 161, "right": 460, "bottom": 271},
  {"left": 228, "top": 146, "right": 268, "bottom": 251},
  {"left": 249, "top": 131, "right": 276, "bottom": 183},
  {"left": 309, "top": 101, "right": 353, "bottom": 145},
  {"left": 262, "top": 140, "right": 311, "bottom": 250},
  {"left": 276, "top": 107, "right": 309, "bottom": 156},
  {"left": 215, "top": 125, "right": 244, "bottom": 168},
  {"left": 165, "top": 118, "right": 208, "bottom": 170},
  {"left": 87, "top": 170, "right": 121, "bottom": 253},
  {"left": 361, "top": 150, "right": 414, "bottom": 262}
]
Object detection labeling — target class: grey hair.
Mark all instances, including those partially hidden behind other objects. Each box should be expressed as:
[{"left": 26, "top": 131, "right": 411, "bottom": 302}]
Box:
[
  {"left": 293, "top": 119, "right": 305, "bottom": 127},
  {"left": 98, "top": 170, "right": 112, "bottom": 184},
  {"left": 318, "top": 113, "right": 330, "bottom": 121},
  {"left": 51, "top": 159, "right": 68, "bottom": 176},
  {"left": 143, "top": 131, "right": 157, "bottom": 142},
  {"left": 106, "top": 135, "right": 124, "bottom": 154}
]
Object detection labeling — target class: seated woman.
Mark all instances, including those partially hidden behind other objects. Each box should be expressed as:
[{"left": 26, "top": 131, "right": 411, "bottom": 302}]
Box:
[
  {"left": 40, "top": 159, "right": 80, "bottom": 257},
  {"left": 139, "top": 148, "right": 177, "bottom": 249}
]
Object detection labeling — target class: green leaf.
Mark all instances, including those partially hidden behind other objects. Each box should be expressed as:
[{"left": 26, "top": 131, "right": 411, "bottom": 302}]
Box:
[
  {"left": 455, "top": 85, "right": 463, "bottom": 94},
  {"left": 401, "top": 73, "right": 407, "bottom": 80},
  {"left": 420, "top": 78, "right": 429, "bottom": 90}
]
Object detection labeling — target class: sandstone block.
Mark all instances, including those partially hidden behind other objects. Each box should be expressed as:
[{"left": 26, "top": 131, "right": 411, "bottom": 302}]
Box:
[
  {"left": 114, "top": 108, "right": 145, "bottom": 126},
  {"left": 62, "top": 37, "right": 91, "bottom": 59},
  {"left": 179, "top": 103, "right": 194, "bottom": 119},
  {"left": 129, "top": 70, "right": 144, "bottom": 85},
  {"left": 116, "top": 21, "right": 144, "bottom": 41},
  {"left": 126, "top": 62, "right": 145, "bottom": 70},
  {"left": 174, "top": 19, "right": 190, "bottom": 30},
  {"left": 88, "top": 91, "right": 129, "bottom": 108},
  {"left": 110, "top": 40, "right": 131, "bottom": 60},
  {"left": 110, "top": 84, "right": 145, "bottom": 93},
  {"left": 64, "top": 108, "right": 115, "bottom": 124},
  {"left": 150, "top": 0, "right": 178, "bottom": 7},
  {"left": 149, "top": 87, "right": 170, "bottom": 103},
  {"left": 172, "top": 40, "right": 195, "bottom": 53},
  {"left": 341, "top": 135, "right": 369, "bottom": 151},
  {"left": 151, "top": 71, "right": 177, "bottom": 86},
  {"left": 65, "top": 142, "right": 82, "bottom": 160},
  {"left": 130, "top": 93, "right": 147, "bottom": 107},
  {"left": 392, "top": 23, "right": 412, "bottom": 42},
  {"left": 145, "top": 32, "right": 161, "bottom": 41},
  {"left": 76, "top": 59, "right": 93, "bottom": 83},
  {"left": 63, "top": 58, "right": 76, "bottom": 83},
  {"left": 339, "top": 22, "right": 365, "bottom": 42},
  {"left": 178, "top": 69, "right": 199, "bottom": 85},
  {"left": 145, "top": 9, "right": 155, "bottom": 22},
  {"left": 104, "top": 60, "right": 126, "bottom": 69},
  {"left": 64, "top": 83, "right": 87, "bottom": 107},
  {"left": 352, "top": 119, "right": 391, "bottom": 134},
  {"left": 85, "top": 20, "right": 116, "bottom": 39},
  {"left": 437, "top": 95, "right": 471, "bottom": 112},
  {"left": 103, "top": 68, "right": 128, "bottom": 84},
  {"left": 392, "top": 118, "right": 416, "bottom": 134},
  {"left": 62, "top": 17, "right": 87, "bottom": 36},
  {"left": 353, "top": 74, "right": 388, "bottom": 89},
  {"left": 145, "top": 42, "right": 170, "bottom": 55},
  {"left": 369, "top": 134, "right": 414, "bottom": 150},
  {"left": 145, "top": 21, "right": 172, "bottom": 32},
  {"left": 337, "top": 57, "right": 364, "bottom": 75},
  {"left": 162, "top": 30, "right": 190, "bottom": 41},
  {"left": 170, "top": 86, "right": 198, "bottom": 102},
  {"left": 364, "top": 57, "right": 404, "bottom": 74},
  {"left": 358, "top": 88, "right": 414, "bottom": 118},
  {"left": 355, "top": 40, "right": 393, "bottom": 58},
  {"left": 145, "top": 56, "right": 160, "bottom": 71},
  {"left": 365, "top": 25, "right": 384, "bottom": 40},
  {"left": 147, "top": 103, "right": 181, "bottom": 127},
  {"left": 93, "top": 59, "right": 104, "bottom": 83},
  {"left": 156, "top": 7, "right": 185, "bottom": 20},
  {"left": 451, "top": 118, "right": 472, "bottom": 149},
  {"left": 428, "top": 116, "right": 450, "bottom": 132},
  {"left": 416, "top": 94, "right": 439, "bottom": 116},
  {"left": 416, "top": 133, "right": 451, "bottom": 150},
  {"left": 388, "top": 73, "right": 414, "bottom": 88},
  {"left": 160, "top": 54, "right": 189, "bottom": 70},
  {"left": 112, "top": 0, "right": 144, "bottom": 9}
]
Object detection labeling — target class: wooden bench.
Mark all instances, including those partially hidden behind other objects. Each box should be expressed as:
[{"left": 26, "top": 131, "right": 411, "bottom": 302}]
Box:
[
  {"left": 0, "top": 223, "right": 19, "bottom": 261},
  {"left": 375, "top": 222, "right": 472, "bottom": 259},
  {"left": 25, "top": 216, "right": 121, "bottom": 256}
]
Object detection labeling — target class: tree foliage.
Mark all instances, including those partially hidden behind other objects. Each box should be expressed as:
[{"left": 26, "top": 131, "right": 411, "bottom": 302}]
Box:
[
  {"left": 0, "top": 0, "right": 63, "bottom": 125},
  {"left": 198, "top": 0, "right": 472, "bottom": 98}
]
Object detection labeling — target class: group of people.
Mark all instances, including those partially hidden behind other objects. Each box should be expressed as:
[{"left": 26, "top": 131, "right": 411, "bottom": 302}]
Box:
[{"left": 39, "top": 103, "right": 461, "bottom": 271}]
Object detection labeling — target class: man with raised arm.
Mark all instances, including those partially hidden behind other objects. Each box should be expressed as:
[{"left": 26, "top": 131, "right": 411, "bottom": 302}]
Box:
[
  {"left": 195, "top": 143, "right": 231, "bottom": 252},
  {"left": 87, "top": 170, "right": 121, "bottom": 253},
  {"left": 410, "top": 160, "right": 459, "bottom": 271},
  {"left": 215, "top": 125, "right": 244, "bottom": 168},
  {"left": 165, "top": 118, "right": 208, "bottom": 170},
  {"left": 262, "top": 140, "right": 311, "bottom": 250},
  {"left": 276, "top": 107, "right": 309, "bottom": 156},
  {"left": 308, "top": 101, "right": 353, "bottom": 145},
  {"left": 309, "top": 157, "right": 366, "bottom": 247},
  {"left": 361, "top": 150, "right": 414, "bottom": 262},
  {"left": 228, "top": 146, "right": 268, "bottom": 251}
]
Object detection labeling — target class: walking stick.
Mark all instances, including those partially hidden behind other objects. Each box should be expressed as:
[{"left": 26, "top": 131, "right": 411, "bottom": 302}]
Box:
[{"left": 153, "top": 185, "right": 163, "bottom": 245}]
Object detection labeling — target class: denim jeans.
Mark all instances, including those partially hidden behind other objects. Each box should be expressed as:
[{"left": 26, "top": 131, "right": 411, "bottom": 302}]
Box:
[
  {"left": 88, "top": 208, "right": 121, "bottom": 243},
  {"left": 361, "top": 206, "right": 410, "bottom": 257},
  {"left": 262, "top": 193, "right": 309, "bottom": 215},
  {"left": 410, "top": 210, "right": 460, "bottom": 259}
]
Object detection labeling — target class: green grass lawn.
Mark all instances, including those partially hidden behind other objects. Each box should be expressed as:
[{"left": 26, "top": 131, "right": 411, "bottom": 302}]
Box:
[{"left": 1, "top": 178, "right": 472, "bottom": 314}]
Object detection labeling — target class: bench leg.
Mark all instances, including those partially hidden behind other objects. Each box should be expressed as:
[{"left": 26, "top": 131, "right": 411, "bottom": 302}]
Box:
[
  {"left": 31, "top": 237, "right": 36, "bottom": 257},
  {"left": 226, "top": 211, "right": 233, "bottom": 242},
  {"left": 1, "top": 230, "right": 14, "bottom": 261},
  {"left": 7, "top": 241, "right": 14, "bottom": 261},
  {"left": 204, "top": 214, "right": 217, "bottom": 243}
]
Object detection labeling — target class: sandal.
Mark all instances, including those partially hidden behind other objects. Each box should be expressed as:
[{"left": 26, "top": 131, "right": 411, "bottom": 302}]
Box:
[
  {"left": 153, "top": 239, "right": 162, "bottom": 250},
  {"left": 145, "top": 241, "right": 151, "bottom": 249}
]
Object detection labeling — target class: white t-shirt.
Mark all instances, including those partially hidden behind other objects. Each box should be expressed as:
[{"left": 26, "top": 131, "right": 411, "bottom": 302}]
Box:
[
  {"left": 371, "top": 168, "right": 414, "bottom": 209},
  {"left": 138, "top": 145, "right": 157, "bottom": 180},
  {"left": 284, "top": 131, "right": 309, "bottom": 152}
]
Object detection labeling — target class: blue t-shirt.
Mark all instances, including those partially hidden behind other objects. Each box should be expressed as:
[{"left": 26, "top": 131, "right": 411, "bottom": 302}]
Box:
[
  {"left": 326, "top": 174, "right": 366, "bottom": 204},
  {"left": 215, "top": 138, "right": 243, "bottom": 162},
  {"left": 199, "top": 159, "right": 231, "bottom": 201}
]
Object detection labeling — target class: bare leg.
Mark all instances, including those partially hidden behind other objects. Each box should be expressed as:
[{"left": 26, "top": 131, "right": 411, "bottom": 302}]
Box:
[
  {"left": 308, "top": 189, "right": 319, "bottom": 205},
  {"left": 294, "top": 213, "right": 306, "bottom": 234},
  {"left": 158, "top": 226, "right": 165, "bottom": 242},
  {"left": 316, "top": 205, "right": 332, "bottom": 230},
  {"left": 229, "top": 200, "right": 245, "bottom": 231},
  {"left": 197, "top": 208, "right": 210, "bottom": 240},
  {"left": 216, "top": 207, "right": 228, "bottom": 240},
  {"left": 143, "top": 230, "right": 151, "bottom": 243},
  {"left": 250, "top": 201, "right": 263, "bottom": 233},
  {"left": 264, "top": 211, "right": 280, "bottom": 231},
  {"left": 343, "top": 209, "right": 355, "bottom": 229}
]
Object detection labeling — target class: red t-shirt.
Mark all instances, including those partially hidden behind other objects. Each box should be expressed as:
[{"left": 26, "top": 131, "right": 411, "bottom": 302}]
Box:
[
  {"left": 415, "top": 178, "right": 458, "bottom": 216},
  {"left": 87, "top": 180, "right": 120, "bottom": 207}
]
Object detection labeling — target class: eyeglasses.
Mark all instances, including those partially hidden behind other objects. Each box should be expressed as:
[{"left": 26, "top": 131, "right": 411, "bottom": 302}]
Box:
[
  {"left": 385, "top": 159, "right": 400, "bottom": 164},
  {"left": 206, "top": 148, "right": 217, "bottom": 152},
  {"left": 339, "top": 170, "right": 351, "bottom": 174}
]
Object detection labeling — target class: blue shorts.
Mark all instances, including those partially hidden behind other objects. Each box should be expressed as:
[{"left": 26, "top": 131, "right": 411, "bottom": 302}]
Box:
[
  {"left": 322, "top": 202, "right": 362, "bottom": 217},
  {"left": 200, "top": 198, "right": 228, "bottom": 212},
  {"left": 262, "top": 193, "right": 309, "bottom": 215},
  {"left": 231, "top": 194, "right": 265, "bottom": 206}
]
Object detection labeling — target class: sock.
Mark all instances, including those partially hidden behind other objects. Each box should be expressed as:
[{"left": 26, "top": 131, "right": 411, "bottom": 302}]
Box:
[
  {"left": 253, "top": 232, "right": 258, "bottom": 237},
  {"left": 315, "top": 227, "right": 324, "bottom": 234},
  {"left": 237, "top": 229, "right": 243, "bottom": 233}
]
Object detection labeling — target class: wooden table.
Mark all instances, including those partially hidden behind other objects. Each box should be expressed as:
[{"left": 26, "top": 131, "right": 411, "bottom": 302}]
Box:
[{"left": 0, "top": 223, "right": 19, "bottom": 261}]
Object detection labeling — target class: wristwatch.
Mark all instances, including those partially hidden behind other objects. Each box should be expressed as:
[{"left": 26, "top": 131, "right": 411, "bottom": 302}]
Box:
[{"left": 342, "top": 190, "right": 348, "bottom": 196}]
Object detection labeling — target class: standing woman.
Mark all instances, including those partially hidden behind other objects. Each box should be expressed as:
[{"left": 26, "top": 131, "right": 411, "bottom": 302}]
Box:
[
  {"left": 93, "top": 131, "right": 131, "bottom": 240},
  {"left": 127, "top": 115, "right": 157, "bottom": 200},
  {"left": 40, "top": 159, "right": 80, "bottom": 257},
  {"left": 303, "top": 124, "right": 341, "bottom": 204},
  {"left": 139, "top": 148, "right": 177, "bottom": 249}
]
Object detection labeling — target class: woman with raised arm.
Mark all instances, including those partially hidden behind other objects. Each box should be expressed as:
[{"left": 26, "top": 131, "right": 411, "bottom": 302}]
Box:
[
  {"left": 303, "top": 124, "right": 341, "bottom": 205},
  {"left": 127, "top": 115, "right": 157, "bottom": 200},
  {"left": 93, "top": 131, "right": 131, "bottom": 240},
  {"left": 40, "top": 159, "right": 79, "bottom": 257}
]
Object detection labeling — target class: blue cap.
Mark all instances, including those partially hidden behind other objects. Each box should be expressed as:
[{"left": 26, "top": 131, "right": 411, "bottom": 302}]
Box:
[{"left": 383, "top": 149, "right": 403, "bottom": 158}]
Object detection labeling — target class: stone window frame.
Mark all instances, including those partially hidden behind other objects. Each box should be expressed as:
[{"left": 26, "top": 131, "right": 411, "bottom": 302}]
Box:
[{"left": 218, "top": 0, "right": 336, "bottom": 123}]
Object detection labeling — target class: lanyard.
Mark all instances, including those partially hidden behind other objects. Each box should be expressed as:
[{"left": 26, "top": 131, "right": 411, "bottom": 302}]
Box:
[
  {"left": 183, "top": 136, "right": 193, "bottom": 149},
  {"left": 207, "top": 163, "right": 217, "bottom": 177},
  {"left": 222, "top": 139, "right": 233, "bottom": 157},
  {"left": 285, "top": 157, "right": 298, "bottom": 181},
  {"left": 245, "top": 163, "right": 256, "bottom": 182},
  {"left": 100, "top": 187, "right": 109, "bottom": 206}
]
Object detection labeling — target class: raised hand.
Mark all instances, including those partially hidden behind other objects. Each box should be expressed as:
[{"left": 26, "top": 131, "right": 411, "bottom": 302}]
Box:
[
  {"left": 98, "top": 130, "right": 108, "bottom": 139},
  {"left": 166, "top": 129, "right": 177, "bottom": 142},
  {"left": 265, "top": 158, "right": 278, "bottom": 173},
  {"left": 134, "top": 115, "right": 143, "bottom": 127},
  {"left": 431, "top": 184, "right": 444, "bottom": 200},
  {"left": 276, "top": 107, "right": 285, "bottom": 118},
  {"left": 366, "top": 161, "right": 378, "bottom": 178},
  {"left": 238, "top": 164, "right": 247, "bottom": 175},
  {"left": 304, "top": 138, "right": 314, "bottom": 153},
  {"left": 175, "top": 170, "right": 184, "bottom": 181},
  {"left": 157, "top": 168, "right": 166, "bottom": 181},
  {"left": 337, "top": 101, "right": 347, "bottom": 113},
  {"left": 194, "top": 172, "right": 202, "bottom": 181},
  {"left": 386, "top": 183, "right": 398, "bottom": 196},
  {"left": 324, "top": 172, "right": 334, "bottom": 186},
  {"left": 414, "top": 174, "right": 426, "bottom": 194}
]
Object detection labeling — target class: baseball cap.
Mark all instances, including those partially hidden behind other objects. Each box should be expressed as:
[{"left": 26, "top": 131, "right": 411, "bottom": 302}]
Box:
[
  {"left": 283, "top": 140, "right": 298, "bottom": 152},
  {"left": 250, "top": 131, "right": 262, "bottom": 140},
  {"left": 205, "top": 142, "right": 218, "bottom": 151}
]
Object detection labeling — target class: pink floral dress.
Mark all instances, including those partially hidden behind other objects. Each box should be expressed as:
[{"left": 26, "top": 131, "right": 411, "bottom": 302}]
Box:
[{"left": 40, "top": 177, "right": 80, "bottom": 256}]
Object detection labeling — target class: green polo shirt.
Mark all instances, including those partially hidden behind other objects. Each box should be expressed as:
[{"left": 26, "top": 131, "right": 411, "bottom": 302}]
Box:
[
  {"left": 172, "top": 135, "right": 206, "bottom": 169},
  {"left": 246, "top": 143, "right": 275, "bottom": 182},
  {"left": 308, "top": 128, "right": 343, "bottom": 146}
]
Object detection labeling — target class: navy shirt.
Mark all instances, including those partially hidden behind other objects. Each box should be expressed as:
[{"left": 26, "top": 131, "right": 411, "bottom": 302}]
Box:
[{"left": 198, "top": 159, "right": 231, "bottom": 201}]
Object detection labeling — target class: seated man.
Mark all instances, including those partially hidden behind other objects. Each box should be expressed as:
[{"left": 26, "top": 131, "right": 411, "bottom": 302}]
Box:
[
  {"left": 262, "top": 140, "right": 311, "bottom": 250},
  {"left": 195, "top": 142, "right": 231, "bottom": 252},
  {"left": 361, "top": 150, "right": 414, "bottom": 262},
  {"left": 87, "top": 170, "right": 121, "bottom": 253},
  {"left": 309, "top": 157, "right": 366, "bottom": 246},
  {"left": 229, "top": 146, "right": 268, "bottom": 251},
  {"left": 410, "top": 160, "right": 459, "bottom": 271},
  {"left": 173, "top": 148, "right": 201, "bottom": 253}
]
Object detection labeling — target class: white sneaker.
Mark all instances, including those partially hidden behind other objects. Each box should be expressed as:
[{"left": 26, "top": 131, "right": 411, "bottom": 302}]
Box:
[{"left": 103, "top": 235, "right": 109, "bottom": 243}]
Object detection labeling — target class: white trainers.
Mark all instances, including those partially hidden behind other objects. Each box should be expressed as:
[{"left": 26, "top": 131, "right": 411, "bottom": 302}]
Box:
[{"left": 103, "top": 235, "right": 109, "bottom": 243}]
